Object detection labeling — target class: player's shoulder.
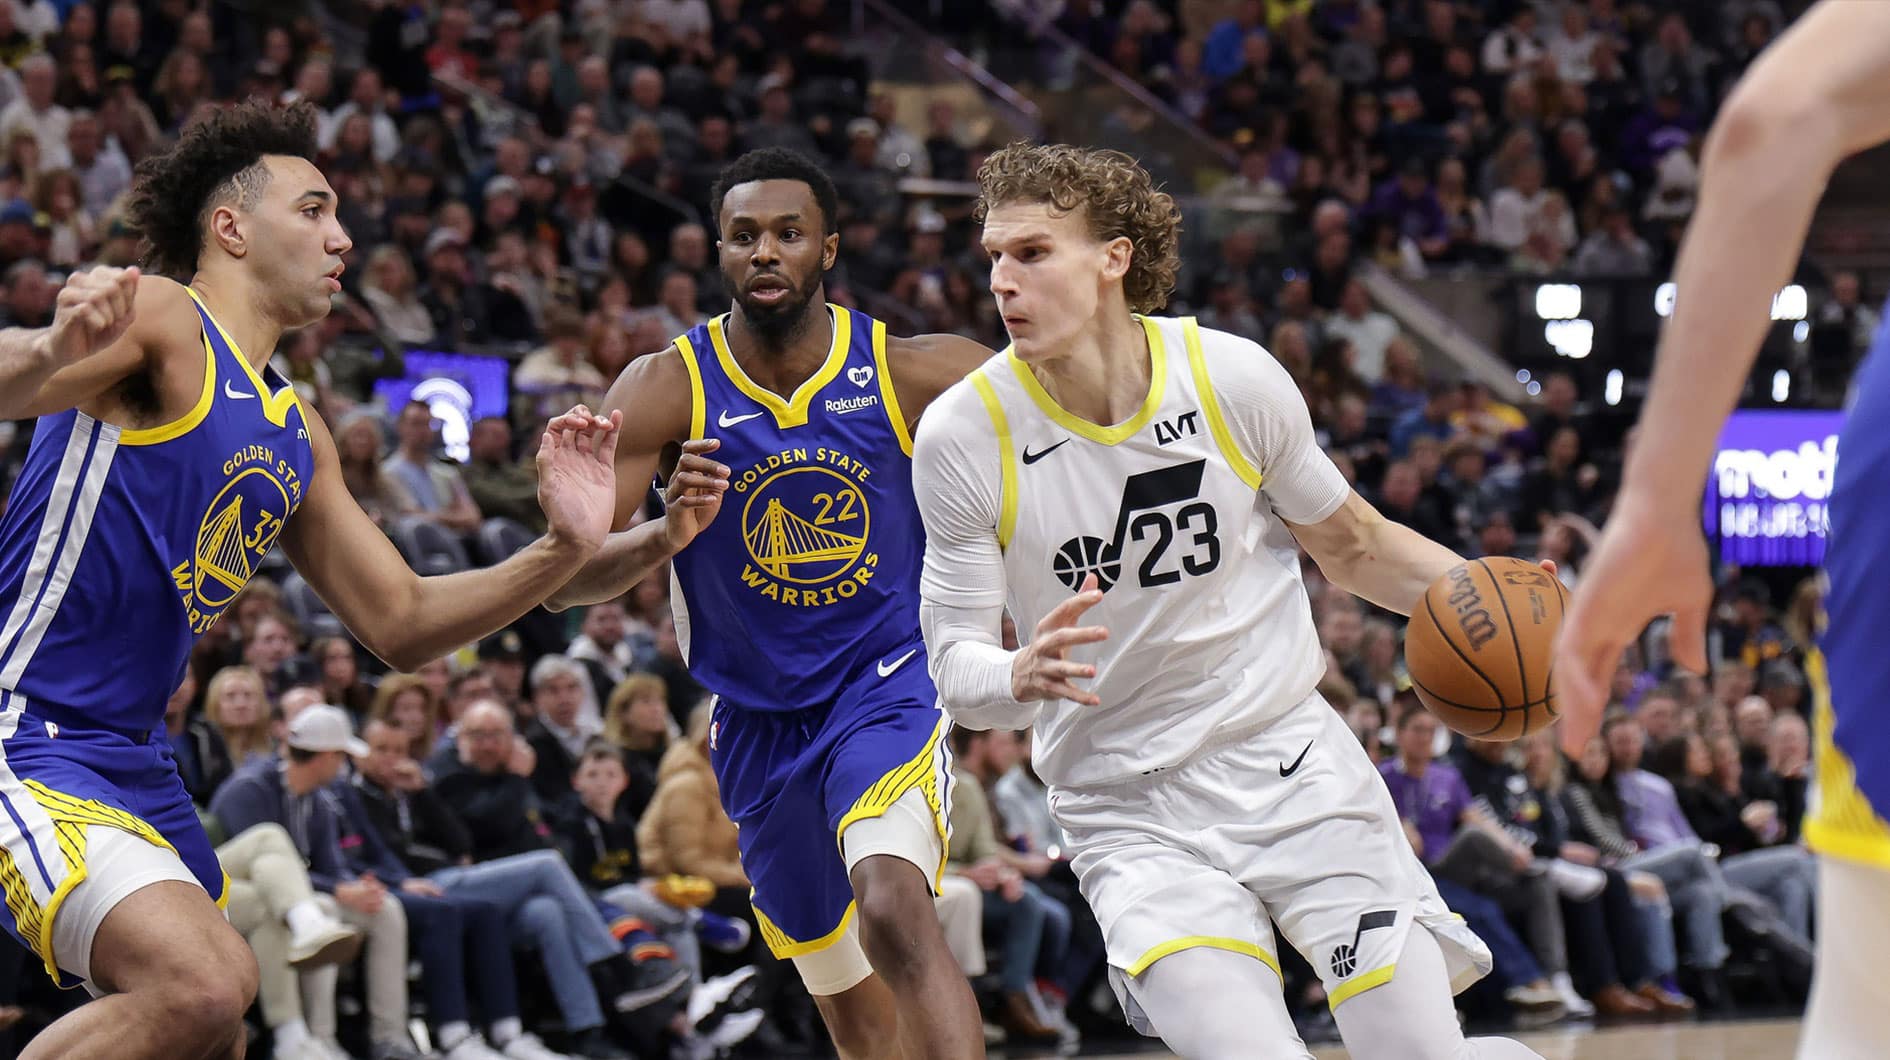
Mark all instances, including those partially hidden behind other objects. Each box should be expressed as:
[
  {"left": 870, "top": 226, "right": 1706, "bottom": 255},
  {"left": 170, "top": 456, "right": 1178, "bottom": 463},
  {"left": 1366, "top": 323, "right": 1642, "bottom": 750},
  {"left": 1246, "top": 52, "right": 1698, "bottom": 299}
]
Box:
[
  {"left": 883, "top": 329, "right": 998, "bottom": 412},
  {"left": 129, "top": 272, "right": 204, "bottom": 340},
  {"left": 912, "top": 348, "right": 1010, "bottom": 457},
  {"left": 1163, "top": 315, "right": 1299, "bottom": 398},
  {"left": 602, "top": 343, "right": 693, "bottom": 437}
]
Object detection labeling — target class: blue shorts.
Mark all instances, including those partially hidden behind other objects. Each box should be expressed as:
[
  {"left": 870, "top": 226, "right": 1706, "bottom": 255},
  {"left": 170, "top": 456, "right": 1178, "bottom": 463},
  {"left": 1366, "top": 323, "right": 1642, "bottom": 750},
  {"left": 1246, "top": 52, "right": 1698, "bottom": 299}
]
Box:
[
  {"left": 708, "top": 640, "right": 952, "bottom": 958},
  {"left": 0, "top": 691, "right": 228, "bottom": 987}
]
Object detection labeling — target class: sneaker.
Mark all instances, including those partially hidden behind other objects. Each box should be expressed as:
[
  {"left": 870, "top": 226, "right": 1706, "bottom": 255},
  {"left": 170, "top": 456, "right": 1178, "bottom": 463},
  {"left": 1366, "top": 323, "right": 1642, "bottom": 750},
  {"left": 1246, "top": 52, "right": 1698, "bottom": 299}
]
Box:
[
  {"left": 688, "top": 966, "right": 759, "bottom": 1029},
  {"left": 442, "top": 1036, "right": 506, "bottom": 1060},
  {"left": 613, "top": 955, "right": 693, "bottom": 1013},
  {"left": 278, "top": 1040, "right": 338, "bottom": 1060},
  {"left": 288, "top": 917, "right": 364, "bottom": 968},
  {"left": 705, "top": 1008, "right": 765, "bottom": 1050},
  {"left": 315, "top": 1041, "right": 354, "bottom": 1060},
  {"left": 1550, "top": 972, "right": 1596, "bottom": 1019},
  {"left": 1546, "top": 859, "right": 1609, "bottom": 902},
  {"left": 696, "top": 911, "right": 751, "bottom": 954},
  {"left": 496, "top": 1033, "right": 576, "bottom": 1060},
  {"left": 370, "top": 1038, "right": 430, "bottom": 1060}
]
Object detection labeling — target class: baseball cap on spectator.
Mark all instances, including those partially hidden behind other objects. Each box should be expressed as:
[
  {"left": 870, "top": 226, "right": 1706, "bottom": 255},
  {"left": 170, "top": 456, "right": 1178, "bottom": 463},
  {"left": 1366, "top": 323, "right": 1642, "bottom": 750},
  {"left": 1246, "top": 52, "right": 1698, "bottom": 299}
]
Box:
[
  {"left": 909, "top": 208, "right": 946, "bottom": 235},
  {"left": 485, "top": 175, "right": 522, "bottom": 200},
  {"left": 757, "top": 73, "right": 790, "bottom": 96},
  {"left": 493, "top": 9, "right": 522, "bottom": 30},
  {"left": 847, "top": 117, "right": 880, "bottom": 141},
  {"left": 285, "top": 704, "right": 369, "bottom": 757},
  {"left": 0, "top": 200, "right": 42, "bottom": 230},
  {"left": 478, "top": 630, "right": 525, "bottom": 662},
  {"left": 424, "top": 228, "right": 467, "bottom": 258}
]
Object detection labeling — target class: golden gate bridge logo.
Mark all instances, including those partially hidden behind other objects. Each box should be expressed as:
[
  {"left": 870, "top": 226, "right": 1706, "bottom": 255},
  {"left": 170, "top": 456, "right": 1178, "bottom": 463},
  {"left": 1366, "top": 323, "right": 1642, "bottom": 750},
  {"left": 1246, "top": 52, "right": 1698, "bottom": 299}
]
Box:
[
  {"left": 190, "top": 466, "right": 291, "bottom": 612},
  {"left": 739, "top": 465, "right": 870, "bottom": 585}
]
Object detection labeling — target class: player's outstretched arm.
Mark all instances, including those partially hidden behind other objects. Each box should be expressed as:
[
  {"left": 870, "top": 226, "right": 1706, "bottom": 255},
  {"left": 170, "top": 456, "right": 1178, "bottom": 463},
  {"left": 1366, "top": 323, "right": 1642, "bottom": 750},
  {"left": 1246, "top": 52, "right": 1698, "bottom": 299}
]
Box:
[
  {"left": 0, "top": 266, "right": 177, "bottom": 420},
  {"left": 543, "top": 347, "right": 730, "bottom": 611},
  {"left": 1554, "top": 0, "right": 1890, "bottom": 753},
  {"left": 281, "top": 404, "right": 620, "bottom": 672},
  {"left": 1287, "top": 490, "right": 1463, "bottom": 616}
]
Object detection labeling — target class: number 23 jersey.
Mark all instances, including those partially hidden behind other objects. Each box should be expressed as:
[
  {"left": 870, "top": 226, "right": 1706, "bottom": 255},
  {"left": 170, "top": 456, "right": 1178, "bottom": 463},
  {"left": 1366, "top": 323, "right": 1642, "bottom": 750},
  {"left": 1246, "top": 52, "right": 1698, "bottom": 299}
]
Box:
[{"left": 916, "top": 316, "right": 1351, "bottom": 788}]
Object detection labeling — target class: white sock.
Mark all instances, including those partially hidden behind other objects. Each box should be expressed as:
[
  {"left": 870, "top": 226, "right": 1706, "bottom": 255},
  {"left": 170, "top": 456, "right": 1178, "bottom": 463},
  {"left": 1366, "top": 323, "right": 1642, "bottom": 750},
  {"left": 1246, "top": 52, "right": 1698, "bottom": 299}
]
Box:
[
  {"left": 489, "top": 1016, "right": 523, "bottom": 1046},
  {"left": 286, "top": 899, "right": 327, "bottom": 936},
  {"left": 274, "top": 1018, "right": 310, "bottom": 1052},
  {"left": 437, "top": 1021, "right": 473, "bottom": 1049}
]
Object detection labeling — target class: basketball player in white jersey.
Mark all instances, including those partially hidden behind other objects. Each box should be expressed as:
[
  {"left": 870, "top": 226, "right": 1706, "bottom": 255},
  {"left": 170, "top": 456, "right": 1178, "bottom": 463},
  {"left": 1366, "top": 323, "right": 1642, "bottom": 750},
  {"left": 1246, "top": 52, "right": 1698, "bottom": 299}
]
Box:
[
  {"left": 911, "top": 143, "right": 1541, "bottom": 1060},
  {"left": 1554, "top": 5, "right": 1890, "bottom": 1057}
]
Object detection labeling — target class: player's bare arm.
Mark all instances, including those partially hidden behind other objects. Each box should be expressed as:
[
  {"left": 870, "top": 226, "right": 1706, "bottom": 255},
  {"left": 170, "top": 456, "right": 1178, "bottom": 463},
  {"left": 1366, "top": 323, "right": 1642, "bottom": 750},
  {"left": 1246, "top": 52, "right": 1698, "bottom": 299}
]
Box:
[
  {"left": 1285, "top": 491, "right": 1464, "bottom": 617},
  {"left": 544, "top": 345, "right": 730, "bottom": 611},
  {"left": 0, "top": 269, "right": 200, "bottom": 421},
  {"left": 280, "top": 402, "right": 620, "bottom": 671},
  {"left": 1554, "top": 0, "right": 1890, "bottom": 752},
  {"left": 883, "top": 331, "right": 996, "bottom": 431}
]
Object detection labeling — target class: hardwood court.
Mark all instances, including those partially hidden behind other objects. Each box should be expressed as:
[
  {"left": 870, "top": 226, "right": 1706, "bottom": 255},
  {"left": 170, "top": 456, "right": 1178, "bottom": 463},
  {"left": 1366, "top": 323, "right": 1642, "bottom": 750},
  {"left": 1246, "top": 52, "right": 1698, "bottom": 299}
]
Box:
[{"left": 1061, "top": 1017, "right": 1803, "bottom": 1059}]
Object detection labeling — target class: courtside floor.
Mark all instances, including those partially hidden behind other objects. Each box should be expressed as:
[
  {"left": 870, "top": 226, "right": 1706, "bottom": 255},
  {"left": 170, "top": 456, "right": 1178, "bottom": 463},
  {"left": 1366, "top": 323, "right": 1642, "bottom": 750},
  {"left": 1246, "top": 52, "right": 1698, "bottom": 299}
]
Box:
[{"left": 1034, "top": 1017, "right": 1802, "bottom": 1059}]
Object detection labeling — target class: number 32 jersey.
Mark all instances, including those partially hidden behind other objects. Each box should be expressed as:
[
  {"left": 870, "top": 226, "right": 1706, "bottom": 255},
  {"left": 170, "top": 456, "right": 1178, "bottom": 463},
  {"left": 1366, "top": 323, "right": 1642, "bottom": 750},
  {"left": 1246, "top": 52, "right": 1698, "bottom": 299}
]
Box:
[{"left": 916, "top": 316, "right": 1351, "bottom": 788}]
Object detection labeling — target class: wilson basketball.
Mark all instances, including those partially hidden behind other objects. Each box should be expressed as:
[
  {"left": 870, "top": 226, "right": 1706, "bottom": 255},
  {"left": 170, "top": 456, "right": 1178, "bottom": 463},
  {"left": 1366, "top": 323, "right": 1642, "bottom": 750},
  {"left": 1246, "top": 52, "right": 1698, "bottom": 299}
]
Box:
[{"left": 1404, "top": 556, "right": 1568, "bottom": 741}]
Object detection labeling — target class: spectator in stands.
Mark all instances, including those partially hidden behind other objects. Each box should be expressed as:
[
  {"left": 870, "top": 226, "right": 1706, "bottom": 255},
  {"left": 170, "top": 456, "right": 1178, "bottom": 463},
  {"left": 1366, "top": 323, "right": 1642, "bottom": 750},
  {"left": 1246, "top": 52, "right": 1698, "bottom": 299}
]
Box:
[
  {"left": 1324, "top": 278, "right": 1398, "bottom": 382},
  {"left": 636, "top": 703, "right": 746, "bottom": 897},
  {"left": 464, "top": 416, "right": 545, "bottom": 534},
  {"left": 1482, "top": 6, "right": 1545, "bottom": 77},
  {"left": 384, "top": 399, "right": 484, "bottom": 535},
  {"left": 1517, "top": 425, "right": 1601, "bottom": 531},
  {"left": 1388, "top": 378, "right": 1460, "bottom": 457},
  {"left": 205, "top": 663, "right": 276, "bottom": 768},
  {"left": 373, "top": 672, "right": 444, "bottom": 764},
  {"left": 601, "top": 672, "right": 671, "bottom": 817},
  {"left": 360, "top": 244, "right": 434, "bottom": 347},
  {"left": 310, "top": 635, "right": 374, "bottom": 722},
  {"left": 164, "top": 668, "right": 230, "bottom": 805},
  {"left": 211, "top": 707, "right": 423, "bottom": 1060},
  {"left": 64, "top": 108, "right": 128, "bottom": 214},
  {"left": 525, "top": 655, "right": 603, "bottom": 802},
  {"left": 1571, "top": 203, "right": 1654, "bottom": 276},
  {"left": 335, "top": 410, "right": 419, "bottom": 528},
  {"left": 945, "top": 727, "right": 1066, "bottom": 1047},
  {"left": 517, "top": 304, "right": 610, "bottom": 395},
  {"left": 0, "top": 54, "right": 68, "bottom": 172}
]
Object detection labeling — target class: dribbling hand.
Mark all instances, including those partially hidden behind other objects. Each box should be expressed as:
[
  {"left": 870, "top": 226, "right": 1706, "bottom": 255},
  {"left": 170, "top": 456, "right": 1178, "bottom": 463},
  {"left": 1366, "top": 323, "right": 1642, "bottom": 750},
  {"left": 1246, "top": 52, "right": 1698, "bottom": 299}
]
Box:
[
  {"left": 662, "top": 438, "right": 730, "bottom": 552},
  {"left": 43, "top": 266, "right": 140, "bottom": 368},
  {"left": 1012, "top": 572, "right": 1108, "bottom": 706}
]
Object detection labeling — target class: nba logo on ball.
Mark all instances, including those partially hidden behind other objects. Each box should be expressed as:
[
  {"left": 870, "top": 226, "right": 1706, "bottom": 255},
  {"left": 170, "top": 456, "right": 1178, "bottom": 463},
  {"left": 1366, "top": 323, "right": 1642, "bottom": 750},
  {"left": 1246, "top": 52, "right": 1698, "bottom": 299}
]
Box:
[{"left": 1405, "top": 557, "right": 1568, "bottom": 741}]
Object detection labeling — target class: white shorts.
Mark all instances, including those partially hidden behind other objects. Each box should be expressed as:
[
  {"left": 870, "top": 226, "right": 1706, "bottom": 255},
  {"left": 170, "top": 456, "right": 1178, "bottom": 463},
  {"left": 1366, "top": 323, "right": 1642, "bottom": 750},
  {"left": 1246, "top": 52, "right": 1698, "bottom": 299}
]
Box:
[
  {"left": 790, "top": 785, "right": 944, "bottom": 996},
  {"left": 1048, "top": 693, "right": 1491, "bottom": 1033},
  {"left": 52, "top": 827, "right": 204, "bottom": 996}
]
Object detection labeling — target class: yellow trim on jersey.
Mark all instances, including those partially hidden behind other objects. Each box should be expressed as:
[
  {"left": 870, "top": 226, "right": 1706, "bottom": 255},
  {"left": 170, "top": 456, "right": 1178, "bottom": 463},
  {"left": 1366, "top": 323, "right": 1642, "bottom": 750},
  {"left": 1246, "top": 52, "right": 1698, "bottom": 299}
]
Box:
[
  {"left": 1328, "top": 963, "right": 1398, "bottom": 1009},
  {"left": 185, "top": 286, "right": 301, "bottom": 429},
  {"left": 674, "top": 333, "right": 707, "bottom": 441},
  {"left": 706, "top": 305, "right": 851, "bottom": 429},
  {"left": 1182, "top": 317, "right": 1264, "bottom": 490},
  {"left": 834, "top": 715, "right": 952, "bottom": 888},
  {"left": 1802, "top": 647, "right": 1890, "bottom": 868},
  {"left": 970, "top": 371, "right": 1018, "bottom": 549},
  {"left": 13, "top": 779, "right": 188, "bottom": 986},
  {"left": 754, "top": 897, "right": 858, "bottom": 958},
  {"left": 870, "top": 319, "right": 914, "bottom": 456},
  {"left": 1124, "top": 935, "right": 1283, "bottom": 980},
  {"left": 1006, "top": 314, "right": 1168, "bottom": 446},
  {"left": 116, "top": 330, "right": 217, "bottom": 445}
]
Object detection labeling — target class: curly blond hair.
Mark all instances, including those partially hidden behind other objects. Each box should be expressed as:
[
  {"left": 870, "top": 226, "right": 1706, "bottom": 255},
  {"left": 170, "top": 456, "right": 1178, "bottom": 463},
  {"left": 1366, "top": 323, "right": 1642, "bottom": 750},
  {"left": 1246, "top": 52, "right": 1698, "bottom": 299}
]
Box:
[{"left": 975, "top": 142, "right": 1182, "bottom": 313}]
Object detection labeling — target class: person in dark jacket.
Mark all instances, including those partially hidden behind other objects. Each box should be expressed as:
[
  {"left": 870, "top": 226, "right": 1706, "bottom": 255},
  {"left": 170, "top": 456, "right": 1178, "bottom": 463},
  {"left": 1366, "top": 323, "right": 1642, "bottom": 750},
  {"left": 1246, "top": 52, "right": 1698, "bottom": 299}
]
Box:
[{"left": 165, "top": 668, "right": 233, "bottom": 805}]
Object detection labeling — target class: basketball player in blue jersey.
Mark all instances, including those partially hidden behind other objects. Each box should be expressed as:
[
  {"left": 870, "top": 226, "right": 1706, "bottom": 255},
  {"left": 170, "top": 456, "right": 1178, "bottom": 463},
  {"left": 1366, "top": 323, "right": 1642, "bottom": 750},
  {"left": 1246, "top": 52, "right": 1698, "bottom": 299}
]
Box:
[
  {"left": 1555, "top": 4, "right": 1890, "bottom": 1056},
  {"left": 545, "top": 148, "right": 996, "bottom": 1058},
  {"left": 0, "top": 101, "right": 623, "bottom": 1060}
]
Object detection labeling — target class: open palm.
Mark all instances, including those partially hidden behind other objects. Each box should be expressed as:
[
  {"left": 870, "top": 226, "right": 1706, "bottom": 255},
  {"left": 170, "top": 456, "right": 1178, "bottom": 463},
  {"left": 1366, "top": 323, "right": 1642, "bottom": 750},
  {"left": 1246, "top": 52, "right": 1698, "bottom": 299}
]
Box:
[{"left": 537, "top": 407, "right": 622, "bottom": 554}]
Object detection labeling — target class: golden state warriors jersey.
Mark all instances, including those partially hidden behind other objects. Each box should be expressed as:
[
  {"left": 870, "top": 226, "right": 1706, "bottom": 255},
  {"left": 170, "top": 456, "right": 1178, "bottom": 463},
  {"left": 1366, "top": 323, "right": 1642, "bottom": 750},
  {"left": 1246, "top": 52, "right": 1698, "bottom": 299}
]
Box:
[
  {"left": 1805, "top": 299, "right": 1890, "bottom": 868},
  {"left": 668, "top": 306, "right": 926, "bottom": 713},
  {"left": 0, "top": 287, "right": 313, "bottom": 733}
]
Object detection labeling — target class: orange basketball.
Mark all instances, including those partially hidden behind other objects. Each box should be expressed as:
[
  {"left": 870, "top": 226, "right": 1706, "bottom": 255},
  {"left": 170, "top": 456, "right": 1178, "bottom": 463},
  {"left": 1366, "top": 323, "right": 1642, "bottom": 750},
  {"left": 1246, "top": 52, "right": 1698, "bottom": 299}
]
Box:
[{"left": 1404, "top": 556, "right": 1567, "bottom": 741}]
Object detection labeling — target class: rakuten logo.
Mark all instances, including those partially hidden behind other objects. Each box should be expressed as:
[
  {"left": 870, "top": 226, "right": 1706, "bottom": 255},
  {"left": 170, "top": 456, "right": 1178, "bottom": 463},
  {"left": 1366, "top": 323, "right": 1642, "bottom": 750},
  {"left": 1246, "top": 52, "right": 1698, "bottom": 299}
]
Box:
[{"left": 1713, "top": 435, "right": 1840, "bottom": 501}]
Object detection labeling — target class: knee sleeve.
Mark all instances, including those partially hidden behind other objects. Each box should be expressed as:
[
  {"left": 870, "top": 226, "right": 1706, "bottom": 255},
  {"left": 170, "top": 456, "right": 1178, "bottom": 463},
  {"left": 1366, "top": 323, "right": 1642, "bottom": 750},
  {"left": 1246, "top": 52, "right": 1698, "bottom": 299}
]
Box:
[
  {"left": 1123, "top": 945, "right": 1309, "bottom": 1060},
  {"left": 1332, "top": 927, "right": 1542, "bottom": 1060}
]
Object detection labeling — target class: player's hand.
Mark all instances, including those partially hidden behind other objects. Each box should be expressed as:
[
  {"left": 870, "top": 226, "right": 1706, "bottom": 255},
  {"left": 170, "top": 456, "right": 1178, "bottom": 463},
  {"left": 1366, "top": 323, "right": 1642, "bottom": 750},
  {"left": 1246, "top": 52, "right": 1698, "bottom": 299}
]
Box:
[
  {"left": 1552, "top": 497, "right": 1711, "bottom": 756},
  {"left": 400, "top": 878, "right": 445, "bottom": 898},
  {"left": 1012, "top": 573, "right": 1109, "bottom": 706},
  {"left": 662, "top": 438, "right": 729, "bottom": 552},
  {"left": 537, "top": 405, "right": 622, "bottom": 555},
  {"left": 42, "top": 265, "right": 139, "bottom": 369}
]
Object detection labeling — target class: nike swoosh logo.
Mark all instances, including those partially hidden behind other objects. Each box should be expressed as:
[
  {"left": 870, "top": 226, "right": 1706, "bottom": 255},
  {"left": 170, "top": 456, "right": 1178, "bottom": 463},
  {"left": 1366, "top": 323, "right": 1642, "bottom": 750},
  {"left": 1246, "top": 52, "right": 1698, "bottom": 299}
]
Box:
[
  {"left": 224, "top": 380, "right": 254, "bottom": 400},
  {"left": 877, "top": 648, "right": 918, "bottom": 678},
  {"left": 1021, "top": 439, "right": 1069, "bottom": 464},
  {"left": 718, "top": 410, "right": 764, "bottom": 428},
  {"left": 1279, "top": 739, "right": 1313, "bottom": 778}
]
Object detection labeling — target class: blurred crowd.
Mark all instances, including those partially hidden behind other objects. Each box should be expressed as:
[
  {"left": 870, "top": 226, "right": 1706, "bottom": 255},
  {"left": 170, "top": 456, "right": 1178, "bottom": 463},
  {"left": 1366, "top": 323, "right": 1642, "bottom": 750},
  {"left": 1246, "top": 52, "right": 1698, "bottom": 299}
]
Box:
[{"left": 0, "top": 0, "right": 1858, "bottom": 1057}]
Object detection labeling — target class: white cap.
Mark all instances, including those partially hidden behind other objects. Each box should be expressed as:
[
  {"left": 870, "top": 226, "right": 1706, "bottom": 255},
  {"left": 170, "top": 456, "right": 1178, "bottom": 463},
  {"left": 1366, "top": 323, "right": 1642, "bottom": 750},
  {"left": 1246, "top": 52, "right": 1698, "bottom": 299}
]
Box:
[{"left": 285, "top": 704, "right": 369, "bottom": 757}]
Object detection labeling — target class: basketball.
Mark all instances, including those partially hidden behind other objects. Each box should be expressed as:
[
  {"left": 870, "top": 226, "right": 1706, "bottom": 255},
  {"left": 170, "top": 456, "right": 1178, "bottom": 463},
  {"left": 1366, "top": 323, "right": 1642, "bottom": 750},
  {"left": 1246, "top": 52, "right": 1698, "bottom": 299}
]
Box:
[{"left": 1404, "top": 557, "right": 1568, "bottom": 741}]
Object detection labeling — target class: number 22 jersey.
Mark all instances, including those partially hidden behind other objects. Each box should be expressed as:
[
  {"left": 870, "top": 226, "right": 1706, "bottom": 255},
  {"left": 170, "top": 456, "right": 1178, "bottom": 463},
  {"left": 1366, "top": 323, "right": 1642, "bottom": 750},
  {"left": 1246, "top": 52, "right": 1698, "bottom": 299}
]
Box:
[{"left": 916, "top": 316, "right": 1351, "bottom": 789}]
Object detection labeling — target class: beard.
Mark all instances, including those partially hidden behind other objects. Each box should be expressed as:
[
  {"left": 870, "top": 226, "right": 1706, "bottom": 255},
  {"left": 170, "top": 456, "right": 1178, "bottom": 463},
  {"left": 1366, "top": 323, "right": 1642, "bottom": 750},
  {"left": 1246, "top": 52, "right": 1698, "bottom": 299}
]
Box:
[{"left": 729, "top": 272, "right": 821, "bottom": 344}]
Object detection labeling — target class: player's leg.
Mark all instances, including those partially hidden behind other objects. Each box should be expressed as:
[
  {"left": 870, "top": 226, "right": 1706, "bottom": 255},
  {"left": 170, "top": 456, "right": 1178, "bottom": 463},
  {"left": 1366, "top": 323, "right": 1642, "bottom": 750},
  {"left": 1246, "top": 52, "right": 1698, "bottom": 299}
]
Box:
[
  {"left": 850, "top": 850, "right": 984, "bottom": 1057},
  {"left": 1797, "top": 854, "right": 1890, "bottom": 1059},
  {"left": 26, "top": 875, "right": 257, "bottom": 1060},
  {"left": 1331, "top": 928, "right": 1540, "bottom": 1060},
  {"left": 1123, "top": 946, "right": 1311, "bottom": 1060}
]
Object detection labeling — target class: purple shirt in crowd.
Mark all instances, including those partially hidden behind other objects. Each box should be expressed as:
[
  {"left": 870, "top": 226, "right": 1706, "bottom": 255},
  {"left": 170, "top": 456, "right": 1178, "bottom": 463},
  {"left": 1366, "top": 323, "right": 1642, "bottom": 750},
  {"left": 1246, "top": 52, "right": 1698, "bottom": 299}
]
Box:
[
  {"left": 1379, "top": 757, "right": 1472, "bottom": 864},
  {"left": 1615, "top": 768, "right": 1699, "bottom": 850}
]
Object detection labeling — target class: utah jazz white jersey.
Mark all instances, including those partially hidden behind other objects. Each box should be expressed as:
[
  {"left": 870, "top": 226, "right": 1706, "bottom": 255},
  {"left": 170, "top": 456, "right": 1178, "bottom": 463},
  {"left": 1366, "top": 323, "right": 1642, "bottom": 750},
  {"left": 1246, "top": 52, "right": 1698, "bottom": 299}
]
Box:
[{"left": 917, "top": 316, "right": 1350, "bottom": 788}]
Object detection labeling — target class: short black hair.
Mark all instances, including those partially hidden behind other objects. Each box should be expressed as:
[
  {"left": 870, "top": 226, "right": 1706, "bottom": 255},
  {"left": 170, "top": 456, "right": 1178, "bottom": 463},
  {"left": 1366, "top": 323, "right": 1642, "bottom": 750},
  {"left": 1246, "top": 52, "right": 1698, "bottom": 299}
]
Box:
[
  {"left": 708, "top": 148, "right": 839, "bottom": 238},
  {"left": 125, "top": 100, "right": 322, "bottom": 278}
]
